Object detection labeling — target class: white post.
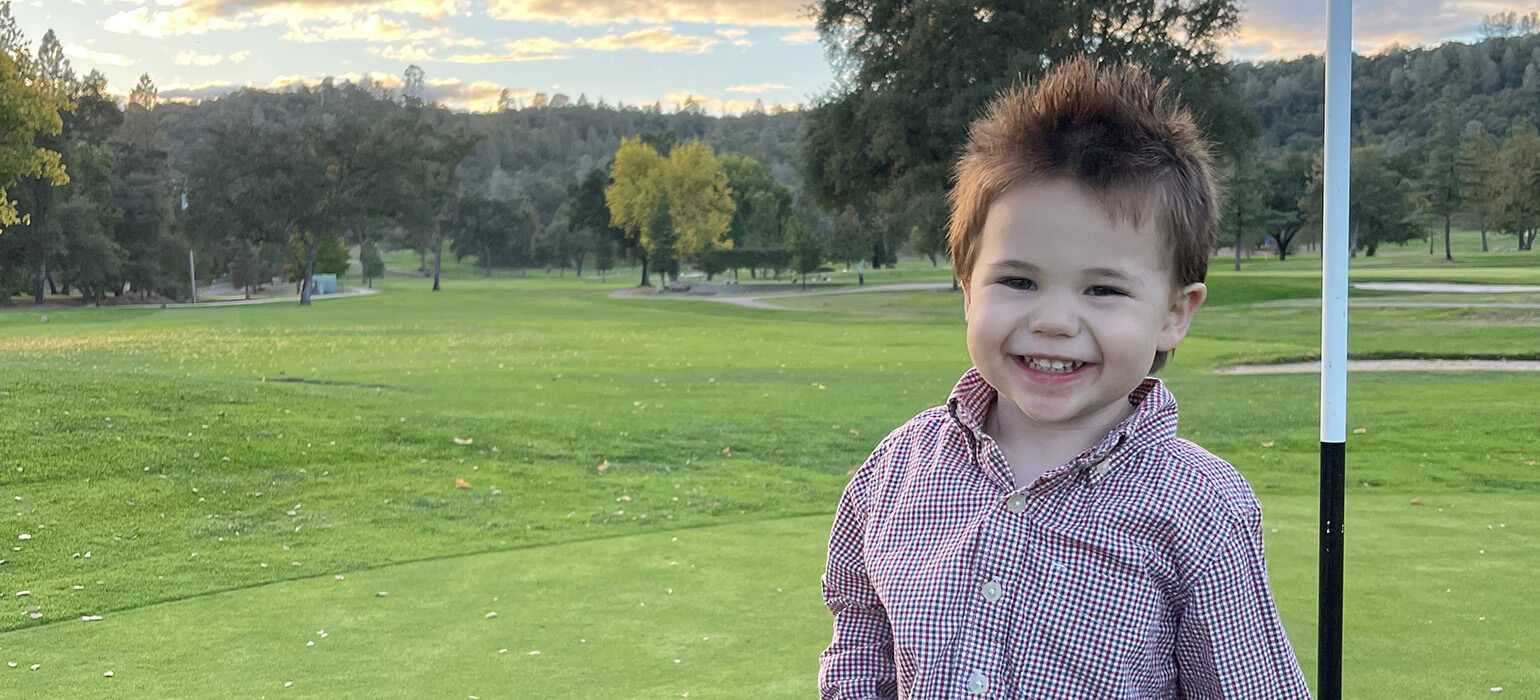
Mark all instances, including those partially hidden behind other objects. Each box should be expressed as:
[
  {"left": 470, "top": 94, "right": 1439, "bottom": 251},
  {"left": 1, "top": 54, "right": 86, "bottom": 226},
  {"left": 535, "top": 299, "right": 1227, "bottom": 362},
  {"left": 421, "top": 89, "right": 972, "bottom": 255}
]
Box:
[
  {"left": 189, "top": 248, "right": 197, "bottom": 305},
  {"left": 1319, "top": 0, "right": 1351, "bottom": 697}
]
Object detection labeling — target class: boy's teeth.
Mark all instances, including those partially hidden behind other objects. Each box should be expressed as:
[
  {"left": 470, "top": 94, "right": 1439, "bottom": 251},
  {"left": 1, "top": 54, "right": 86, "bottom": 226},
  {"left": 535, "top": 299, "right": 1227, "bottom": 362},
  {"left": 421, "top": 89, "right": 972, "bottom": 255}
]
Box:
[{"left": 1024, "top": 356, "right": 1083, "bottom": 372}]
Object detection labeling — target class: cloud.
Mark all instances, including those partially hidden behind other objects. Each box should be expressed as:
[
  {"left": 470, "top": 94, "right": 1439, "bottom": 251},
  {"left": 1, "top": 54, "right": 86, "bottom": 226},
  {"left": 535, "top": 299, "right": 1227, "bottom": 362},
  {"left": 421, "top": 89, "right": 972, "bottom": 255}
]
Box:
[
  {"left": 63, "top": 45, "right": 136, "bottom": 67},
  {"left": 158, "top": 80, "right": 238, "bottom": 102},
  {"left": 486, "top": 0, "right": 809, "bottom": 26},
  {"left": 445, "top": 37, "right": 570, "bottom": 63},
  {"left": 441, "top": 28, "right": 720, "bottom": 63},
  {"left": 713, "top": 28, "right": 752, "bottom": 47},
  {"left": 103, "top": 0, "right": 475, "bottom": 42},
  {"left": 174, "top": 49, "right": 250, "bottom": 66},
  {"left": 367, "top": 43, "right": 443, "bottom": 62},
  {"left": 779, "top": 29, "right": 819, "bottom": 45},
  {"left": 572, "top": 27, "right": 718, "bottom": 53},
  {"left": 724, "top": 82, "right": 789, "bottom": 93}
]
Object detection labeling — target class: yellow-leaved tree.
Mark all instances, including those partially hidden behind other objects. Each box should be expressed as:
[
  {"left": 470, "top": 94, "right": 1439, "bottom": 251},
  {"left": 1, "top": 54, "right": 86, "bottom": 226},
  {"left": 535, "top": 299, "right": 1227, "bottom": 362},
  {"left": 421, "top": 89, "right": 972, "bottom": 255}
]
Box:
[
  {"left": 0, "top": 5, "right": 71, "bottom": 233},
  {"left": 663, "top": 139, "right": 734, "bottom": 259},
  {"left": 604, "top": 136, "right": 665, "bottom": 286}
]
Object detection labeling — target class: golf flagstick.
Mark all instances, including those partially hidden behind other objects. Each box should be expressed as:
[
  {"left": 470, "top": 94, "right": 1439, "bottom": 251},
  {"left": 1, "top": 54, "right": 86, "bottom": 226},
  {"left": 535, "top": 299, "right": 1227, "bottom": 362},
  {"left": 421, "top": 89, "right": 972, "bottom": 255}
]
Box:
[{"left": 1319, "top": 0, "right": 1350, "bottom": 697}]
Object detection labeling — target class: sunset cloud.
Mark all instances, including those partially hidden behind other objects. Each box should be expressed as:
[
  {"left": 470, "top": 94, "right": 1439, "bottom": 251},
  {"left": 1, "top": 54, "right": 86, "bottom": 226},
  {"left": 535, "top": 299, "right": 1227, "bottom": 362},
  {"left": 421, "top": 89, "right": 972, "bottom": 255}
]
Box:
[
  {"left": 103, "top": 0, "right": 473, "bottom": 39},
  {"left": 174, "top": 50, "right": 250, "bottom": 66},
  {"left": 725, "top": 82, "right": 789, "bottom": 93},
  {"left": 64, "top": 45, "right": 136, "bottom": 67},
  {"left": 779, "top": 30, "right": 819, "bottom": 45},
  {"left": 572, "top": 27, "right": 718, "bottom": 53},
  {"left": 485, "top": 0, "right": 809, "bottom": 26},
  {"left": 440, "top": 27, "right": 719, "bottom": 63}
]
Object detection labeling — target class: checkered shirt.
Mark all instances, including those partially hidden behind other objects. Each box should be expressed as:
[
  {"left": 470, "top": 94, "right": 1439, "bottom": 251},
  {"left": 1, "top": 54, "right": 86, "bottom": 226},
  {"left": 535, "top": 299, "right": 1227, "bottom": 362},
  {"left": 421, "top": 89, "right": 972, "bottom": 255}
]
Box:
[{"left": 818, "top": 366, "right": 1312, "bottom": 699}]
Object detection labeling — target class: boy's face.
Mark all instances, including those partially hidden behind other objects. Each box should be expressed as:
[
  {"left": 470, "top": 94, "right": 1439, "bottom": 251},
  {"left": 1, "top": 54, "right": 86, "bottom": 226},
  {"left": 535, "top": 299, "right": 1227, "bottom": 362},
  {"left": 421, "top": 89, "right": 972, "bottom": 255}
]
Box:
[{"left": 962, "top": 179, "right": 1206, "bottom": 435}]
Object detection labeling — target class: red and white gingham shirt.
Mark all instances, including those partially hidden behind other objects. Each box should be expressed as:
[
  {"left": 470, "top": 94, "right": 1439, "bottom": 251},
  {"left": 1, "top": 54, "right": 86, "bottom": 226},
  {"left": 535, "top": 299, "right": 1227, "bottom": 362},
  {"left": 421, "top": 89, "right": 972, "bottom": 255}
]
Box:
[{"left": 819, "top": 367, "right": 1312, "bottom": 699}]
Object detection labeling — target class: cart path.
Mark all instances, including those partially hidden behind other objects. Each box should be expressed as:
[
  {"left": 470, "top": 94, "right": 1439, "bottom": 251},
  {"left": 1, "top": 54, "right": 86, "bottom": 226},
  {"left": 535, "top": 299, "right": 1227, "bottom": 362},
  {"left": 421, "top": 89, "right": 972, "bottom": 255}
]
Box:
[
  {"left": 609, "top": 281, "right": 953, "bottom": 310},
  {"left": 1216, "top": 359, "right": 1540, "bottom": 374}
]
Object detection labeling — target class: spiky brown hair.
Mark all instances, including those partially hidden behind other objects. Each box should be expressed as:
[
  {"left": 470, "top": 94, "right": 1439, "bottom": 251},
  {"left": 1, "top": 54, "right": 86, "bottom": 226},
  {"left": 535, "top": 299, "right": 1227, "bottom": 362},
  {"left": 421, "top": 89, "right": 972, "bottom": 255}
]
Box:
[{"left": 946, "top": 56, "right": 1220, "bottom": 371}]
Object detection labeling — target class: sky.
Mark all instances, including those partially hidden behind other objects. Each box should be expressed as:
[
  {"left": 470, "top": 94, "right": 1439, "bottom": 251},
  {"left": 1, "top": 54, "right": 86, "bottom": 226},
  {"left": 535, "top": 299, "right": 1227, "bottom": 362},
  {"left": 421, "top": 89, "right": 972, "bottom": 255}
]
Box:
[{"left": 6, "top": 0, "right": 1528, "bottom": 114}]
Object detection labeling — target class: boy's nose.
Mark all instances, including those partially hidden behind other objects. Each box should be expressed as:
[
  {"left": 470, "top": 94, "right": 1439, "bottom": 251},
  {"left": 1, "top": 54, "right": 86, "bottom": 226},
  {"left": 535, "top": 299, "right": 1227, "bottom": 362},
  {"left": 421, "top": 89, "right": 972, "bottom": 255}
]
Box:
[{"left": 1027, "top": 301, "right": 1079, "bottom": 337}]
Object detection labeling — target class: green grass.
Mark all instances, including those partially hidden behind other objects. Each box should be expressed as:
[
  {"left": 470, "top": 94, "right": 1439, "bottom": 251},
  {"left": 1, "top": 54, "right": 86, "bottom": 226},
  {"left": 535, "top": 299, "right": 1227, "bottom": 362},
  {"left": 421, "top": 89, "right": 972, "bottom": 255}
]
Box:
[{"left": 1, "top": 234, "right": 1538, "bottom": 697}]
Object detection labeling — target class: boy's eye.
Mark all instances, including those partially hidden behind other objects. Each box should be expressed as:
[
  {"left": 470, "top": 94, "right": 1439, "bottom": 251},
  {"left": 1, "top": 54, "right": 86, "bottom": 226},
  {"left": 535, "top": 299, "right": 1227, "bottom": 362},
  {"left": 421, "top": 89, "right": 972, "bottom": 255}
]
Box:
[
  {"left": 1000, "top": 277, "right": 1034, "bottom": 290},
  {"left": 1088, "top": 286, "right": 1126, "bottom": 297}
]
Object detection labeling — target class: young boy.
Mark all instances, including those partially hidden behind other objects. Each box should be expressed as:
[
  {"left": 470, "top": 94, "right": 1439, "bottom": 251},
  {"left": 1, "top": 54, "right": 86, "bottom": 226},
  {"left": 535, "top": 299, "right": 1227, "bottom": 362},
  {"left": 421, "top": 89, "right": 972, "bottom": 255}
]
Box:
[{"left": 817, "top": 57, "right": 1312, "bottom": 699}]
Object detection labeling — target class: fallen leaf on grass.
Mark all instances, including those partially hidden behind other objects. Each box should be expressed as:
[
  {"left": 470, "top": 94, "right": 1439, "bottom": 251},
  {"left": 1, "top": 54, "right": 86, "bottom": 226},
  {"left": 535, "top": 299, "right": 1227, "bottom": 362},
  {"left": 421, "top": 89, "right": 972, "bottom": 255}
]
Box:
[
  {"left": 1260, "top": 441, "right": 1275, "bottom": 448},
  {"left": 1410, "top": 498, "right": 1424, "bottom": 506},
  {"left": 597, "top": 460, "right": 609, "bottom": 474},
  {"left": 456, "top": 478, "right": 472, "bottom": 489},
  {"left": 454, "top": 437, "right": 474, "bottom": 445}
]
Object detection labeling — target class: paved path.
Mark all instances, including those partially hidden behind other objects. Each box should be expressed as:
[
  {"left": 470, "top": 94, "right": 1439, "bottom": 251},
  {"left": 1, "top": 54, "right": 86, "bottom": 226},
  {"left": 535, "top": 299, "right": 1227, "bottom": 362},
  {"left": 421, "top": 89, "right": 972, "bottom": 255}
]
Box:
[
  {"left": 609, "top": 281, "right": 953, "bottom": 311},
  {"left": 1248, "top": 299, "right": 1540, "bottom": 309},
  {"left": 1216, "top": 359, "right": 1540, "bottom": 374},
  {"left": 3, "top": 286, "right": 378, "bottom": 313}
]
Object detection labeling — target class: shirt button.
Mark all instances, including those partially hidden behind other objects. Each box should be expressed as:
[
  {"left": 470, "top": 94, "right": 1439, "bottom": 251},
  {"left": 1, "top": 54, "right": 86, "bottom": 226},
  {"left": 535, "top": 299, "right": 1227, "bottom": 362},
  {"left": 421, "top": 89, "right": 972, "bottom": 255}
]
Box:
[
  {"left": 967, "top": 670, "right": 990, "bottom": 694},
  {"left": 1004, "top": 494, "right": 1026, "bottom": 513},
  {"left": 981, "top": 580, "right": 1003, "bottom": 602}
]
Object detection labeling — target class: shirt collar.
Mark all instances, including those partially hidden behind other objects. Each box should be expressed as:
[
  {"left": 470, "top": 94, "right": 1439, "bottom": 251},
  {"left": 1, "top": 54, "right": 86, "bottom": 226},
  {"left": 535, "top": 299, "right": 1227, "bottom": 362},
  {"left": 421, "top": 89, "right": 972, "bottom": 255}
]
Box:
[{"left": 944, "top": 365, "right": 1178, "bottom": 483}]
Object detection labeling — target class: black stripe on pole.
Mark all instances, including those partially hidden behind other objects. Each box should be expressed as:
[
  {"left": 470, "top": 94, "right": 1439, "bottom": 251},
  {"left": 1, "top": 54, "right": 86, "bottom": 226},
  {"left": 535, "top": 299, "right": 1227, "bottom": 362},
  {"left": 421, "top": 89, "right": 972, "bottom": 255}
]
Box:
[{"left": 1318, "top": 440, "right": 1345, "bottom": 700}]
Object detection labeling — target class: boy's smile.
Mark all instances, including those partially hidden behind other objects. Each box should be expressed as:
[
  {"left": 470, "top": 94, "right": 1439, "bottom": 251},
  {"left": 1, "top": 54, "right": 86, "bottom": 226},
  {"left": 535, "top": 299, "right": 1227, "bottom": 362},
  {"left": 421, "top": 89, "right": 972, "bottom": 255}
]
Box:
[{"left": 962, "top": 178, "right": 1206, "bottom": 447}]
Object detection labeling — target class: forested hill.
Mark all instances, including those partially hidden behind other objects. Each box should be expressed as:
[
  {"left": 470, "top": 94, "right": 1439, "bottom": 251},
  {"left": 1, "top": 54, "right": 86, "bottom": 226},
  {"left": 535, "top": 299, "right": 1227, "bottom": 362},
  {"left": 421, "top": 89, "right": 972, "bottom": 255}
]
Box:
[
  {"left": 1234, "top": 33, "right": 1540, "bottom": 156},
  {"left": 153, "top": 33, "right": 1540, "bottom": 202},
  {"left": 155, "top": 87, "right": 806, "bottom": 232}
]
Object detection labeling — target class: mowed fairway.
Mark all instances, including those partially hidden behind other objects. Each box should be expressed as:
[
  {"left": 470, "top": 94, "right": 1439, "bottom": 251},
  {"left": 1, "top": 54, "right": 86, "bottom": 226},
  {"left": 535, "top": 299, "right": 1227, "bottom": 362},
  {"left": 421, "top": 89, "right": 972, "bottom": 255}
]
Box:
[{"left": 2, "top": 238, "right": 1538, "bottom": 697}]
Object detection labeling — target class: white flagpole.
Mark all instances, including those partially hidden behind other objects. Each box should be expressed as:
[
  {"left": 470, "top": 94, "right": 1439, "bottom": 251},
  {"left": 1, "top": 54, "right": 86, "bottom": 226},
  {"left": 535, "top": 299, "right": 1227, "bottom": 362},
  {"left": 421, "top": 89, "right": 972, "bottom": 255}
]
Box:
[{"left": 1320, "top": 0, "right": 1351, "bottom": 696}]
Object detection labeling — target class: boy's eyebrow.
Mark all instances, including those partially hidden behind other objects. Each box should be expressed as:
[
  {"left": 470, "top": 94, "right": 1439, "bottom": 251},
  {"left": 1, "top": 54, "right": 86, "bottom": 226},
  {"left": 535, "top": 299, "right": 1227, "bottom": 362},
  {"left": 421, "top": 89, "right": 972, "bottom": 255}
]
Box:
[{"left": 988, "top": 259, "right": 1140, "bottom": 283}]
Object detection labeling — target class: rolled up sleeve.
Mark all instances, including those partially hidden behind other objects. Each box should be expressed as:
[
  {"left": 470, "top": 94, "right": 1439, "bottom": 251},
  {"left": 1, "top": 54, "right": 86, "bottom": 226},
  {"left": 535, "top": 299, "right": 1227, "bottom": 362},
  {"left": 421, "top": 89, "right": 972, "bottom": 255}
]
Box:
[
  {"left": 1174, "top": 507, "right": 1312, "bottom": 699},
  {"left": 818, "top": 450, "right": 898, "bottom": 700}
]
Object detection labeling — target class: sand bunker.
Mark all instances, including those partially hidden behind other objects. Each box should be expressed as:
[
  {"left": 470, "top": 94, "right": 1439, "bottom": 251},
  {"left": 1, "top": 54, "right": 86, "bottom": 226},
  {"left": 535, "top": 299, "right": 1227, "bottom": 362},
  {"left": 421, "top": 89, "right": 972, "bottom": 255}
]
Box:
[{"left": 1216, "top": 359, "right": 1540, "bottom": 374}]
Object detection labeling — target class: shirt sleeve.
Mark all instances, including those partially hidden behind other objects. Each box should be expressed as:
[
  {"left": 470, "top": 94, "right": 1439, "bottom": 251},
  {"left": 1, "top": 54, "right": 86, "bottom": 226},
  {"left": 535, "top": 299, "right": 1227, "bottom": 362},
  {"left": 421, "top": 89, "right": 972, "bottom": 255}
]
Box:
[
  {"left": 817, "top": 447, "right": 899, "bottom": 700},
  {"left": 1174, "top": 507, "right": 1313, "bottom": 699}
]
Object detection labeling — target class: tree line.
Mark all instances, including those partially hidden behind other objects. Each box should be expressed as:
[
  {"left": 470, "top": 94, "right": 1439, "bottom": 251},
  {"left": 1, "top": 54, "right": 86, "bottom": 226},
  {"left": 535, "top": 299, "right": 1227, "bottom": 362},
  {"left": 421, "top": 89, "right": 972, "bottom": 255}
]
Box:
[{"left": 5, "top": 1, "right": 1540, "bottom": 306}]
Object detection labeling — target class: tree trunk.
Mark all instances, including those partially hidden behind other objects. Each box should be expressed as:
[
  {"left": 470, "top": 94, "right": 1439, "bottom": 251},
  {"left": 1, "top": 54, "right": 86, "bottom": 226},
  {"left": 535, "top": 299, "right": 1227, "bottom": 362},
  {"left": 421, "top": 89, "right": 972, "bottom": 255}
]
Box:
[
  {"left": 300, "top": 239, "right": 319, "bottom": 307},
  {"left": 1233, "top": 227, "right": 1242, "bottom": 271},
  {"left": 484, "top": 247, "right": 493, "bottom": 277},
  {"left": 34, "top": 260, "right": 45, "bottom": 304},
  {"left": 574, "top": 252, "right": 585, "bottom": 278},
  {"left": 639, "top": 253, "right": 650, "bottom": 287},
  {"left": 1443, "top": 215, "right": 1453, "bottom": 261},
  {"left": 1350, "top": 221, "right": 1359, "bottom": 258},
  {"left": 432, "top": 225, "right": 443, "bottom": 291},
  {"left": 1480, "top": 218, "right": 1488, "bottom": 252}
]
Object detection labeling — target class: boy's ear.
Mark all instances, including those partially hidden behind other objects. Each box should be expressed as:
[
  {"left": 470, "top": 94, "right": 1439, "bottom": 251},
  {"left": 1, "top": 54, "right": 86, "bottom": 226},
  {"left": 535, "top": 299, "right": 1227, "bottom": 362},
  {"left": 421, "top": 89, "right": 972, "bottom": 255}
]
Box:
[{"left": 1157, "top": 282, "right": 1207, "bottom": 351}]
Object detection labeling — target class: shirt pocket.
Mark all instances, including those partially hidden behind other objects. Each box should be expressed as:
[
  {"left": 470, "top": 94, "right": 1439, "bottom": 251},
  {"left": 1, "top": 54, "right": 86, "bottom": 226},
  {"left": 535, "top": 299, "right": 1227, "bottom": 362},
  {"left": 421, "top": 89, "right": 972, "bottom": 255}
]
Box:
[{"left": 1023, "top": 550, "right": 1166, "bottom": 693}]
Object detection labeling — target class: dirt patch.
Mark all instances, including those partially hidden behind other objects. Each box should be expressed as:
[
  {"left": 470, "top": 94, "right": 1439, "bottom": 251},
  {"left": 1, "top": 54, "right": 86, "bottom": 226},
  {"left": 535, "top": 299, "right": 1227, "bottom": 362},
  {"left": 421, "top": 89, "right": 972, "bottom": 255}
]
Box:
[{"left": 1216, "top": 359, "right": 1540, "bottom": 374}]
